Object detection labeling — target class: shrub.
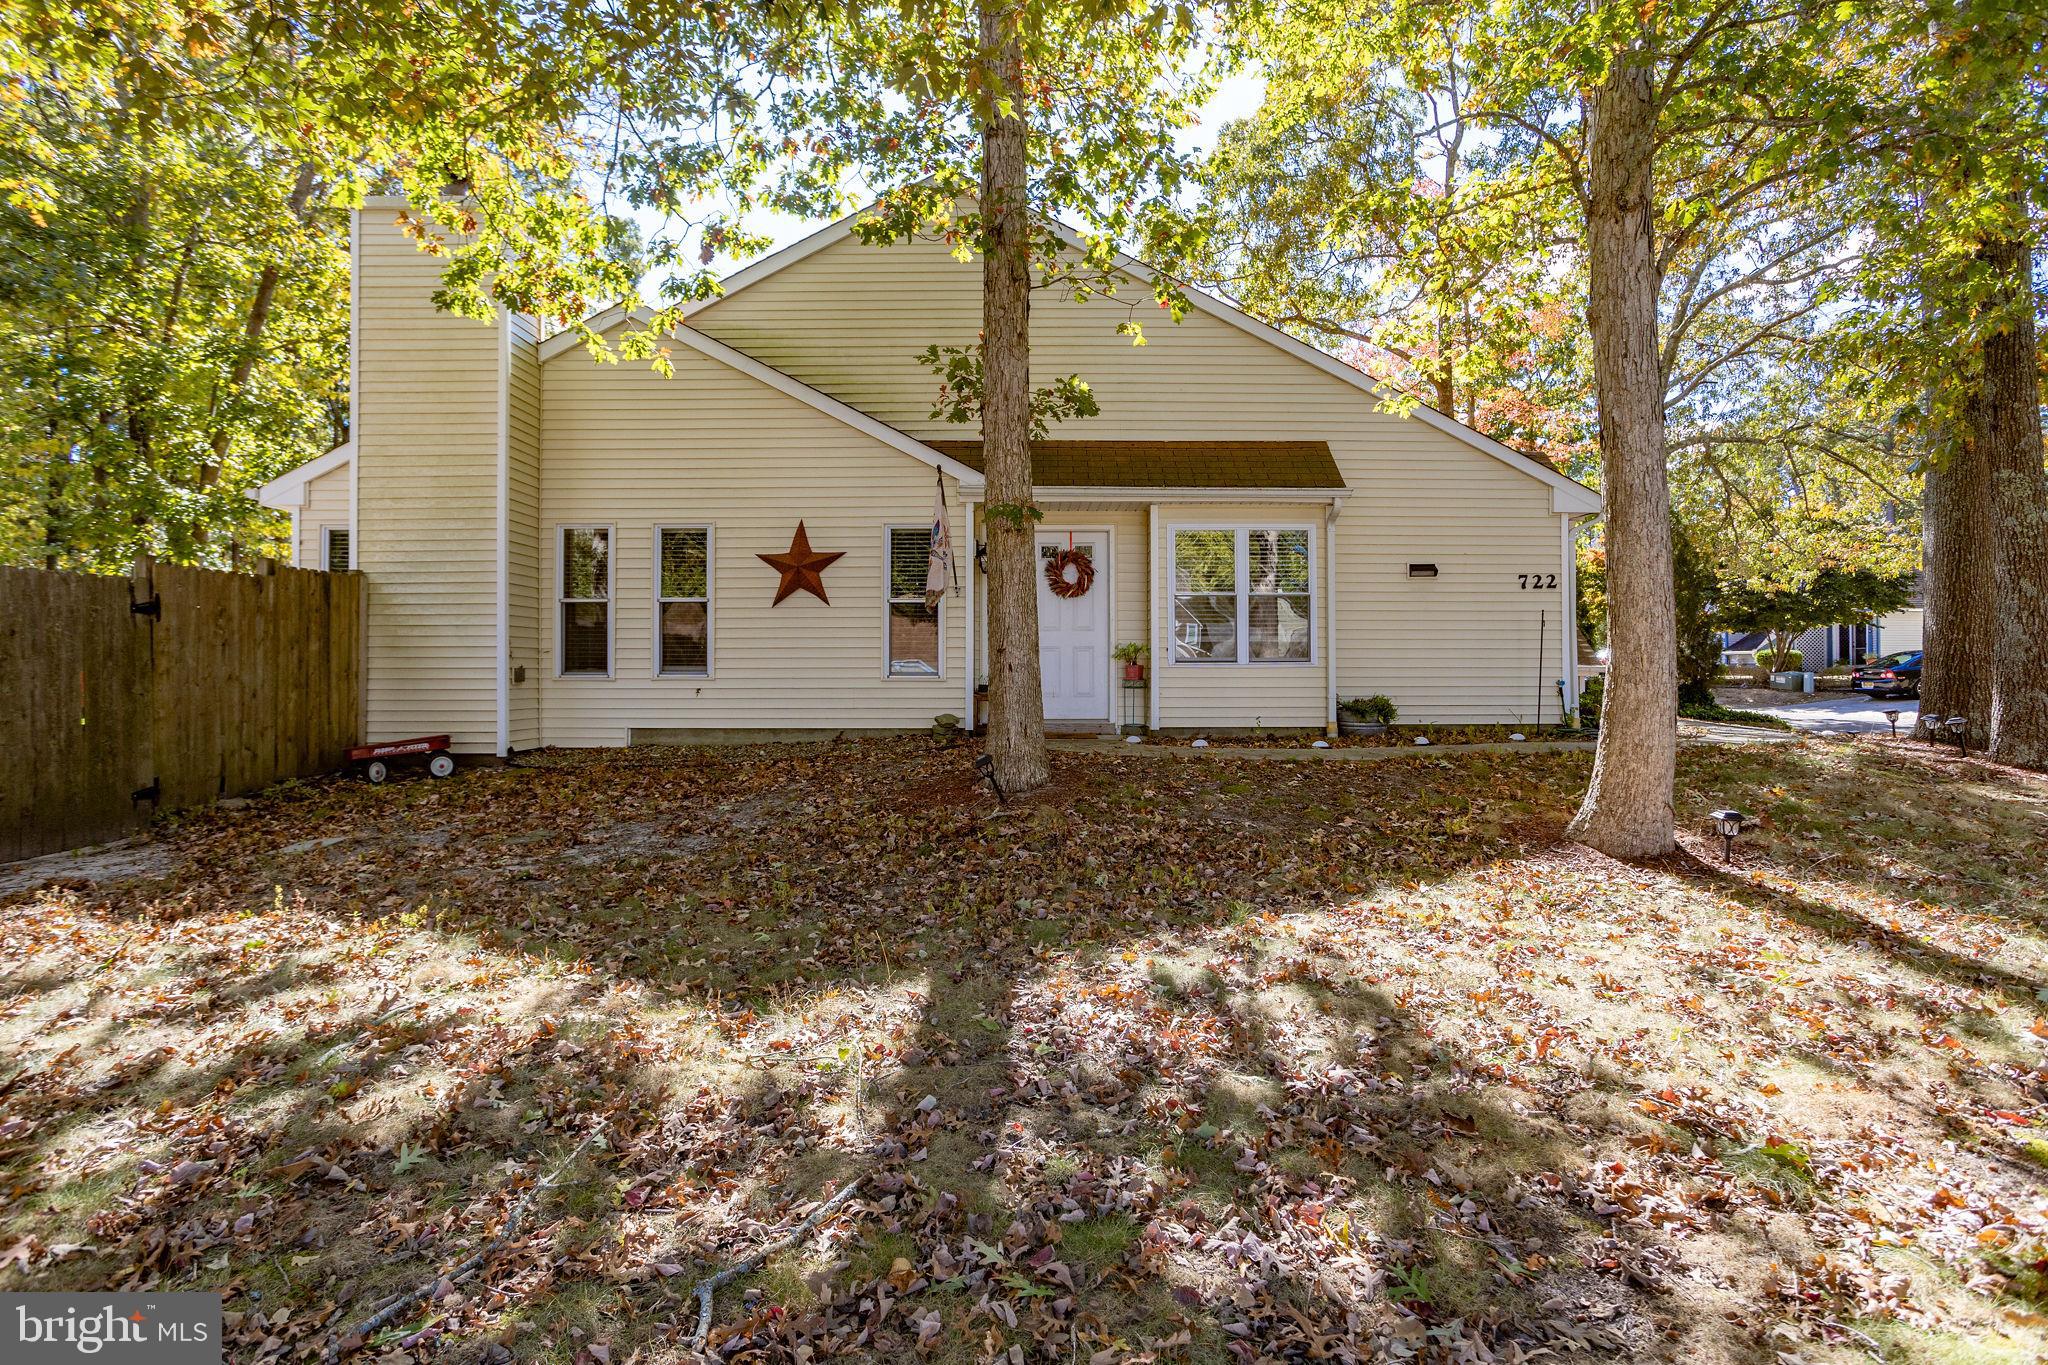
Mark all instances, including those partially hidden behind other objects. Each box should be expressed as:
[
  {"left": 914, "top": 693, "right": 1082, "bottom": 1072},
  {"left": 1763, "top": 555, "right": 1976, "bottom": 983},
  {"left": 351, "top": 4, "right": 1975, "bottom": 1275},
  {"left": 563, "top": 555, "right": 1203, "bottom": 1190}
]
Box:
[
  {"left": 1340, "top": 694, "right": 1398, "bottom": 725},
  {"left": 1755, "top": 648, "right": 1803, "bottom": 672}
]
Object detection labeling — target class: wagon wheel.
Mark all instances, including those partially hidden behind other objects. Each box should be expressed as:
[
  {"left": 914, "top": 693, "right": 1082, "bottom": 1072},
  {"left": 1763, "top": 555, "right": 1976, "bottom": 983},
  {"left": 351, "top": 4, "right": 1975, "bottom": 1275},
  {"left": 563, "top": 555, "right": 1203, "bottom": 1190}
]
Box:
[
  {"left": 428, "top": 753, "right": 456, "bottom": 779},
  {"left": 364, "top": 759, "right": 390, "bottom": 784}
]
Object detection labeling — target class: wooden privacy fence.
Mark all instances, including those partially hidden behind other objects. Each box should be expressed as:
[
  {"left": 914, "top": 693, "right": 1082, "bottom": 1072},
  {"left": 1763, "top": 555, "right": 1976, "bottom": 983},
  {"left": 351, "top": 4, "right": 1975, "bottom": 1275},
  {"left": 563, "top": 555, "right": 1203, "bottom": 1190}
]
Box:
[{"left": 1, "top": 562, "right": 362, "bottom": 862}]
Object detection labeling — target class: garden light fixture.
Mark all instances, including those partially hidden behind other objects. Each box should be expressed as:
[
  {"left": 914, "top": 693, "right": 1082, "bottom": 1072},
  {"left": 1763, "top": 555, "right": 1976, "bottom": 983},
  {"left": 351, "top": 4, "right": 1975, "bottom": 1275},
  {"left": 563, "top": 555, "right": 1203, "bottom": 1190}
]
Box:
[
  {"left": 1883, "top": 708, "right": 1902, "bottom": 740},
  {"left": 1709, "top": 808, "right": 1746, "bottom": 862},
  {"left": 1947, "top": 714, "right": 1969, "bottom": 757}
]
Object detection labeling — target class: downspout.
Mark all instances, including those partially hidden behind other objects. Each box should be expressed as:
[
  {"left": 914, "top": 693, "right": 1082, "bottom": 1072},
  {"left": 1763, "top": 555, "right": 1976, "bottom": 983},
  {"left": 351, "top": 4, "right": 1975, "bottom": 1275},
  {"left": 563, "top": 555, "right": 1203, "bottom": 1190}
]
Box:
[
  {"left": 1325, "top": 497, "right": 1344, "bottom": 736},
  {"left": 495, "top": 316, "right": 511, "bottom": 757},
  {"left": 1559, "top": 514, "right": 1578, "bottom": 723}
]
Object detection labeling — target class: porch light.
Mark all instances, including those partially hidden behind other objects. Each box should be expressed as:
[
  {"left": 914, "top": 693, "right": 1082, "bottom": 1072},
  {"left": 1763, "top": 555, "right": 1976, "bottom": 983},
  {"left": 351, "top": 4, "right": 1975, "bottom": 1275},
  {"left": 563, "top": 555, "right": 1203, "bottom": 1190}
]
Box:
[
  {"left": 1708, "top": 809, "right": 1746, "bottom": 862},
  {"left": 1408, "top": 564, "right": 1438, "bottom": 578}
]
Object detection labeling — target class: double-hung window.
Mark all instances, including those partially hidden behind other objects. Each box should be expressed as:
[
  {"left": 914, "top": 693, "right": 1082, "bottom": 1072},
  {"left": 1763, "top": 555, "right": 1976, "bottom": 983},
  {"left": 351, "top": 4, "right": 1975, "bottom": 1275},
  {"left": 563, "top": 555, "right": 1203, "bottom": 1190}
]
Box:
[
  {"left": 656, "top": 526, "right": 711, "bottom": 677},
  {"left": 558, "top": 526, "right": 611, "bottom": 676},
  {"left": 1171, "top": 527, "right": 1313, "bottom": 664},
  {"left": 886, "top": 526, "right": 941, "bottom": 677}
]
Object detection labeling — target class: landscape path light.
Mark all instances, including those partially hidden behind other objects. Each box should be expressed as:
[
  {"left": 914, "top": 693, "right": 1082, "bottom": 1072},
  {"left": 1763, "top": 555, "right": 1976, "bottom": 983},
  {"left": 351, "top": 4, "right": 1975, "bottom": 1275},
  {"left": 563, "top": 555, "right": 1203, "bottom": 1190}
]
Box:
[
  {"left": 1884, "top": 708, "right": 1902, "bottom": 741},
  {"left": 1709, "top": 808, "right": 1747, "bottom": 863}
]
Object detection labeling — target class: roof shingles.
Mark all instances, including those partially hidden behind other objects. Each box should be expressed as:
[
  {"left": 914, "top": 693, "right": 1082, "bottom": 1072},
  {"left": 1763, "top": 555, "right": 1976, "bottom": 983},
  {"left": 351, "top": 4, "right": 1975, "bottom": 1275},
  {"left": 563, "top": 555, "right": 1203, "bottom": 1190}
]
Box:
[{"left": 928, "top": 440, "right": 1345, "bottom": 491}]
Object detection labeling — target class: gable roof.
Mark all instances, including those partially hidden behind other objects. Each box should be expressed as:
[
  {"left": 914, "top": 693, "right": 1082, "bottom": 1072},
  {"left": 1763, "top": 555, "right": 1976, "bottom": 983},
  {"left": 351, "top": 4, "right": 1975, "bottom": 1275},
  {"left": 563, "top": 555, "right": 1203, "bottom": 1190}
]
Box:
[
  {"left": 929, "top": 440, "right": 1345, "bottom": 492},
  {"left": 685, "top": 202, "right": 1602, "bottom": 517},
  {"left": 250, "top": 440, "right": 352, "bottom": 509},
  {"left": 538, "top": 306, "right": 984, "bottom": 490}
]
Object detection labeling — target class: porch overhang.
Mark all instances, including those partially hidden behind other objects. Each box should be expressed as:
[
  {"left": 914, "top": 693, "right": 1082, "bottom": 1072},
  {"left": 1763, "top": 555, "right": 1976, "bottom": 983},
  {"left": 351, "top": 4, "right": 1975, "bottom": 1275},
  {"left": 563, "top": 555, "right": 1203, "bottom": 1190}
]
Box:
[{"left": 930, "top": 439, "right": 1347, "bottom": 497}]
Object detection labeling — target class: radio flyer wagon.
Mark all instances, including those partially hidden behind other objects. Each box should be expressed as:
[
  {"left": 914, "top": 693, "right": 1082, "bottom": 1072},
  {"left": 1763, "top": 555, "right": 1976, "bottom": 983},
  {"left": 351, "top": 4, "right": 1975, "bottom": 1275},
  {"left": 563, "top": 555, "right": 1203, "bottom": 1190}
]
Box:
[{"left": 347, "top": 734, "right": 456, "bottom": 783}]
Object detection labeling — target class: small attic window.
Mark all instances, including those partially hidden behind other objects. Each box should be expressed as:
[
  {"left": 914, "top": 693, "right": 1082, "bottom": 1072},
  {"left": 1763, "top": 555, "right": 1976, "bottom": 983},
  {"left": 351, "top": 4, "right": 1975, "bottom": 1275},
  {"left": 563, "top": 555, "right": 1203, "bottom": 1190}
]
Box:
[{"left": 323, "top": 527, "right": 351, "bottom": 571}]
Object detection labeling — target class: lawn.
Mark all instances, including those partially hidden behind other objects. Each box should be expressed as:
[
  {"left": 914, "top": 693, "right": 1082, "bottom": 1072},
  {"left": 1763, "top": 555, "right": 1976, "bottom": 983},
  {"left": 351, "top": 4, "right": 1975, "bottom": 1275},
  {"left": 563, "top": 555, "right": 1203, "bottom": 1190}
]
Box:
[{"left": 1, "top": 737, "right": 2044, "bottom": 1365}]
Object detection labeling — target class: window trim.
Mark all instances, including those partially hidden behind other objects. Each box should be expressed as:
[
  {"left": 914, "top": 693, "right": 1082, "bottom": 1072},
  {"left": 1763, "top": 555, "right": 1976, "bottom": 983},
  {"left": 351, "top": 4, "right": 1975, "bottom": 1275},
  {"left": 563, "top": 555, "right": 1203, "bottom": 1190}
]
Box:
[
  {"left": 1166, "top": 523, "right": 1318, "bottom": 667},
  {"left": 883, "top": 521, "right": 946, "bottom": 681},
  {"left": 554, "top": 523, "right": 615, "bottom": 680},
  {"left": 321, "top": 525, "right": 351, "bottom": 572},
  {"left": 651, "top": 523, "right": 716, "bottom": 680}
]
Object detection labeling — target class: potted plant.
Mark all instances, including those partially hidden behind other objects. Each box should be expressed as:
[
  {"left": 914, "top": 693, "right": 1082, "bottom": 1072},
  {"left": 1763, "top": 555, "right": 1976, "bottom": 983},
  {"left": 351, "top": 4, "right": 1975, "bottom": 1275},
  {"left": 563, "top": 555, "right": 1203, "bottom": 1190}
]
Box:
[
  {"left": 1338, "top": 694, "right": 1397, "bottom": 736},
  {"left": 1113, "top": 641, "right": 1149, "bottom": 682}
]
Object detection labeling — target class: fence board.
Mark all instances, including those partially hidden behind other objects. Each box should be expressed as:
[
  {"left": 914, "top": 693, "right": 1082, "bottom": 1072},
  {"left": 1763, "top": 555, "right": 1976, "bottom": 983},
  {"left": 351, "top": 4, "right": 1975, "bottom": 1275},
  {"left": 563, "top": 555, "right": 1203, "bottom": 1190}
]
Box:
[{"left": 1, "top": 563, "right": 361, "bottom": 862}]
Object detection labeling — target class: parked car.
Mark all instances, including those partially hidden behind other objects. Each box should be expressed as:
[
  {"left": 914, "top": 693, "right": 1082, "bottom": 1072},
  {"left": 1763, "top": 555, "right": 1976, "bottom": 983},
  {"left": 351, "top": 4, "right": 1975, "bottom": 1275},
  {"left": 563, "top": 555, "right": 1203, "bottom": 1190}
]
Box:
[{"left": 1851, "top": 651, "right": 1922, "bottom": 698}]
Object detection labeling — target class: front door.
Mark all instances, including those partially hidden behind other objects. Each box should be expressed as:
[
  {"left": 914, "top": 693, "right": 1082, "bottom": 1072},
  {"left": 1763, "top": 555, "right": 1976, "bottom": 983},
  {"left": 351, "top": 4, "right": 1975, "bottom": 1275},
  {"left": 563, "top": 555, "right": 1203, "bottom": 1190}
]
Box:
[{"left": 1036, "top": 532, "right": 1109, "bottom": 722}]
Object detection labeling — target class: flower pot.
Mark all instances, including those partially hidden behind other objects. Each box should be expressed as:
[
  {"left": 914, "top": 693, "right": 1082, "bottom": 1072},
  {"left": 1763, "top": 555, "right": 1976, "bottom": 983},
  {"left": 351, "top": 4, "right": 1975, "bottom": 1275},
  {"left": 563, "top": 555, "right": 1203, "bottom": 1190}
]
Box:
[
  {"left": 1337, "top": 715, "right": 1386, "bottom": 737},
  {"left": 1122, "top": 663, "right": 1146, "bottom": 682}
]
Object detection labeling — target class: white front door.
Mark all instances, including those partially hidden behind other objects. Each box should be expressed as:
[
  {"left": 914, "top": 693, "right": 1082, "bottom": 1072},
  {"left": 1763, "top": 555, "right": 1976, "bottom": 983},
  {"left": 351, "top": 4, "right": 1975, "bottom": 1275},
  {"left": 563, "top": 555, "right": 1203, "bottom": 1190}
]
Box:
[{"left": 1036, "top": 532, "right": 1109, "bottom": 721}]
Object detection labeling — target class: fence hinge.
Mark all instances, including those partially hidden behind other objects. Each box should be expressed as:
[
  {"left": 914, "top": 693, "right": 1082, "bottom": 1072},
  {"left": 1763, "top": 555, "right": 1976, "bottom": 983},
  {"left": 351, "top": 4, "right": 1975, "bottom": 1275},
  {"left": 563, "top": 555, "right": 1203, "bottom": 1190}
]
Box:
[
  {"left": 132, "top": 779, "right": 161, "bottom": 805},
  {"left": 130, "top": 595, "right": 161, "bottom": 619}
]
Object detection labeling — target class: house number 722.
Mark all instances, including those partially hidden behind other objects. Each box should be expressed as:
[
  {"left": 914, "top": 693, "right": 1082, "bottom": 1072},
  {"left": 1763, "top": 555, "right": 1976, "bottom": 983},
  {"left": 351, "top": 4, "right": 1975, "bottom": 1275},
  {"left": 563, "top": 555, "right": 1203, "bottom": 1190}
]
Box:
[{"left": 1518, "top": 573, "right": 1558, "bottom": 590}]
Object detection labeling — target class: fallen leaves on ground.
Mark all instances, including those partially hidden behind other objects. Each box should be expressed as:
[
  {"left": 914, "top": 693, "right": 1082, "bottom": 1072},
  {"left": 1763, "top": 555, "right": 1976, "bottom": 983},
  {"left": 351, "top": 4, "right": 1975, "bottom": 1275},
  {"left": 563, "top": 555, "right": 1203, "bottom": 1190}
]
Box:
[{"left": 1, "top": 736, "right": 2044, "bottom": 1364}]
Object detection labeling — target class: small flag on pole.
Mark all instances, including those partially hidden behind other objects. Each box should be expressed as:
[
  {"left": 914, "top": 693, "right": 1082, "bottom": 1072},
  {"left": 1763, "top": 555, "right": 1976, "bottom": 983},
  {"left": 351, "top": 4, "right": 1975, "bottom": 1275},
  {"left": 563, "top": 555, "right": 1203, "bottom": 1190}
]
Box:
[{"left": 925, "top": 478, "right": 954, "bottom": 608}]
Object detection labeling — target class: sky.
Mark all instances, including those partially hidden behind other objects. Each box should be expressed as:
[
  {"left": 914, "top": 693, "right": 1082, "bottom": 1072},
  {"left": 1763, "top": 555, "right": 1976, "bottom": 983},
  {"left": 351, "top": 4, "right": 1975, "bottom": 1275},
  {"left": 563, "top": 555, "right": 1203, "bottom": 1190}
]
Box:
[{"left": 634, "top": 69, "right": 1268, "bottom": 299}]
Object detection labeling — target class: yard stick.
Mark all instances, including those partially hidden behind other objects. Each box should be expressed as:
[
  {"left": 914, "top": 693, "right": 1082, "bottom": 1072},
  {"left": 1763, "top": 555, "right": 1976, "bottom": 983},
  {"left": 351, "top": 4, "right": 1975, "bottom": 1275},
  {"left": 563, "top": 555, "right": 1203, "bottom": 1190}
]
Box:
[
  {"left": 323, "top": 1120, "right": 607, "bottom": 1362},
  {"left": 688, "top": 1177, "right": 865, "bottom": 1356}
]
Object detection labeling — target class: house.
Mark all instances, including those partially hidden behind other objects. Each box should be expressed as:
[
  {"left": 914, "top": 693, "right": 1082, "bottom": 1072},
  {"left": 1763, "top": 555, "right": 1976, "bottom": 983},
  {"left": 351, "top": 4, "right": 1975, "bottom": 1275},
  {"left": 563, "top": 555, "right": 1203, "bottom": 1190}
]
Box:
[
  {"left": 255, "top": 198, "right": 1602, "bottom": 753},
  {"left": 1719, "top": 622, "right": 1885, "bottom": 671}
]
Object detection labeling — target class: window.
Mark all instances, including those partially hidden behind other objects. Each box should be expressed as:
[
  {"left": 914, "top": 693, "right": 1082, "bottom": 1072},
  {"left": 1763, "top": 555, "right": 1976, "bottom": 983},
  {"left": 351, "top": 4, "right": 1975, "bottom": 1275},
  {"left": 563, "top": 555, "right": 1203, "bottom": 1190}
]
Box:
[
  {"left": 1171, "top": 530, "right": 1237, "bottom": 662},
  {"left": 1171, "top": 527, "right": 1313, "bottom": 664},
  {"left": 656, "top": 526, "right": 711, "bottom": 677},
  {"left": 322, "top": 527, "right": 351, "bottom": 571},
  {"left": 886, "top": 526, "right": 940, "bottom": 677},
  {"left": 558, "top": 526, "right": 610, "bottom": 676},
  {"left": 1247, "top": 529, "right": 1312, "bottom": 661}
]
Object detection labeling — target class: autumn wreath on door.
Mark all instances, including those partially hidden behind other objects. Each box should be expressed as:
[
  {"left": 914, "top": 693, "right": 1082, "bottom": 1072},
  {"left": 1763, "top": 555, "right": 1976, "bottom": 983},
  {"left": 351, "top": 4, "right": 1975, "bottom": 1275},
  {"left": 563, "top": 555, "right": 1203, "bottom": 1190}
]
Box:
[{"left": 1044, "top": 540, "right": 1096, "bottom": 599}]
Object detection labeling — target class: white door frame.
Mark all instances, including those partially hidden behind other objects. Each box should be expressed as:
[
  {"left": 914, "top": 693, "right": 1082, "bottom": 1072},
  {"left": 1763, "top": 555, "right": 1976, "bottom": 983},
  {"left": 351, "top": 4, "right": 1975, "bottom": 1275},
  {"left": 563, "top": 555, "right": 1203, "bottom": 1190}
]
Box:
[{"left": 1035, "top": 525, "right": 1115, "bottom": 724}]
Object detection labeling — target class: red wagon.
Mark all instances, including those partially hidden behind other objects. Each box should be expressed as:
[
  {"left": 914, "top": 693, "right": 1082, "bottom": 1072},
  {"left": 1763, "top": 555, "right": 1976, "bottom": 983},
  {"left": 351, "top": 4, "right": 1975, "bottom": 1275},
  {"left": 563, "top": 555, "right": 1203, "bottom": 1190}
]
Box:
[{"left": 346, "top": 734, "right": 455, "bottom": 783}]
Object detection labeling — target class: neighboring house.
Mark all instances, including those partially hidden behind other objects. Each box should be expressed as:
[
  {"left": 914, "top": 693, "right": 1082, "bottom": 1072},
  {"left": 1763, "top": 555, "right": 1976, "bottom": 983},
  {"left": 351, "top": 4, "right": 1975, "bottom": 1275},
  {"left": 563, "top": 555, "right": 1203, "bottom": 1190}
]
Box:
[
  {"left": 256, "top": 198, "right": 1601, "bottom": 753},
  {"left": 1718, "top": 623, "right": 1883, "bottom": 670},
  {"left": 1718, "top": 631, "right": 1769, "bottom": 669},
  {"left": 1876, "top": 607, "right": 1923, "bottom": 654}
]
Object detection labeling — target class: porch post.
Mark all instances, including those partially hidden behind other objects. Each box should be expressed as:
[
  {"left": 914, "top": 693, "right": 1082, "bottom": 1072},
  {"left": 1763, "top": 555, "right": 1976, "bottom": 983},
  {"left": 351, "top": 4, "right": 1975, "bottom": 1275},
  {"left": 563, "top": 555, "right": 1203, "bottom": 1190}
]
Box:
[
  {"left": 963, "top": 498, "right": 977, "bottom": 726},
  {"left": 1147, "top": 502, "right": 1160, "bottom": 730},
  {"left": 1325, "top": 498, "right": 1343, "bottom": 736}
]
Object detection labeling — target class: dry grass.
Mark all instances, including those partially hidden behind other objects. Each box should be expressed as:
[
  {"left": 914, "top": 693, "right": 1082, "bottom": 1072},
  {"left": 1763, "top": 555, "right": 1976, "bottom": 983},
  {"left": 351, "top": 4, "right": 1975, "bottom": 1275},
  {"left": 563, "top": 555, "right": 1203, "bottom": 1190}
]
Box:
[{"left": 0, "top": 735, "right": 2043, "bottom": 1364}]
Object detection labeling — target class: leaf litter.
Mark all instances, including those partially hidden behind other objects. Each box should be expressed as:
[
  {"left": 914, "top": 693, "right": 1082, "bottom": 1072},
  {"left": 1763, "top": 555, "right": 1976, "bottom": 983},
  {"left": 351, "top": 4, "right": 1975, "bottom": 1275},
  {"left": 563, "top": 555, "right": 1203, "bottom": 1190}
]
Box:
[{"left": 0, "top": 735, "right": 2043, "bottom": 1364}]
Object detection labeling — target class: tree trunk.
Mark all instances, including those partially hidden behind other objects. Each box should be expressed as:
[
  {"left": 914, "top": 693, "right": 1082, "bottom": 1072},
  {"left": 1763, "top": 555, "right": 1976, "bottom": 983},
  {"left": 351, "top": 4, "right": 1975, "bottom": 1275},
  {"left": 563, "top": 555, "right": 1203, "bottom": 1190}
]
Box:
[
  {"left": 1980, "top": 235, "right": 2048, "bottom": 768},
  {"left": 1918, "top": 396, "right": 1993, "bottom": 746},
  {"left": 976, "top": 0, "right": 1049, "bottom": 795},
  {"left": 1567, "top": 57, "right": 1677, "bottom": 858}
]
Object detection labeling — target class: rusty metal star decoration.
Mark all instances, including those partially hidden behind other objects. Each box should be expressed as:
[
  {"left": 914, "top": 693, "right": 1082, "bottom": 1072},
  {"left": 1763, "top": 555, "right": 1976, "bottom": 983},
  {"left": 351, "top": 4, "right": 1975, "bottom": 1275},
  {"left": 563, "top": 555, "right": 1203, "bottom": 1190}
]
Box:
[{"left": 757, "top": 521, "right": 845, "bottom": 605}]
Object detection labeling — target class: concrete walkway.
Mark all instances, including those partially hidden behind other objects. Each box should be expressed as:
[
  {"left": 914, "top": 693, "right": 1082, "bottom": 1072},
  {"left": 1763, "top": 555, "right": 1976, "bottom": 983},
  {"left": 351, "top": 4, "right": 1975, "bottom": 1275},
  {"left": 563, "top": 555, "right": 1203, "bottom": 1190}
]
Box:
[{"left": 1052, "top": 736, "right": 1596, "bottom": 762}]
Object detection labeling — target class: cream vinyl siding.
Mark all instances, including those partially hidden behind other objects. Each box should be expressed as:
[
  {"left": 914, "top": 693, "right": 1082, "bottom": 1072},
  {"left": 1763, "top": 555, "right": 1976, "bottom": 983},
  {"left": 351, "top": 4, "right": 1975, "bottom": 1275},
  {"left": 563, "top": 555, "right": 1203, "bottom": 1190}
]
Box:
[
  {"left": 354, "top": 207, "right": 500, "bottom": 751},
  {"left": 1154, "top": 505, "right": 1327, "bottom": 730},
  {"left": 507, "top": 315, "right": 543, "bottom": 749},
  {"left": 297, "top": 464, "right": 351, "bottom": 568},
  {"left": 538, "top": 341, "right": 970, "bottom": 746},
  {"left": 694, "top": 234, "right": 1573, "bottom": 724}
]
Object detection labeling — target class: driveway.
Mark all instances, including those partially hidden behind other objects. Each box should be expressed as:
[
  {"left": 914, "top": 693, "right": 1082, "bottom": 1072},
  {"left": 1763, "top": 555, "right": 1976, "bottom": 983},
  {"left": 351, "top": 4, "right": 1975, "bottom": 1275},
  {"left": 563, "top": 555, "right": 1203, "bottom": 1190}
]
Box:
[{"left": 1715, "top": 688, "right": 1918, "bottom": 736}]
